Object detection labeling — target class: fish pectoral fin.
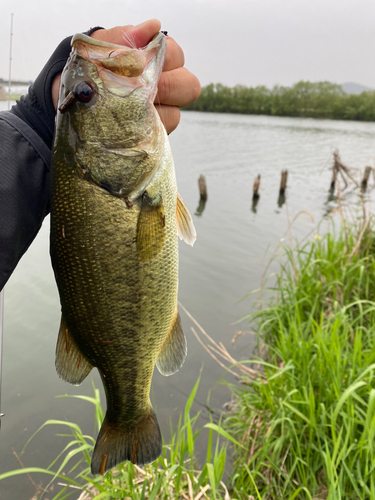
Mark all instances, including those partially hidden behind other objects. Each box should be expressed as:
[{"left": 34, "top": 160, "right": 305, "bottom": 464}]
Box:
[
  {"left": 55, "top": 315, "right": 94, "bottom": 386},
  {"left": 91, "top": 408, "right": 162, "bottom": 475},
  {"left": 136, "top": 193, "right": 166, "bottom": 262},
  {"left": 156, "top": 311, "right": 187, "bottom": 376},
  {"left": 176, "top": 193, "right": 197, "bottom": 246}
]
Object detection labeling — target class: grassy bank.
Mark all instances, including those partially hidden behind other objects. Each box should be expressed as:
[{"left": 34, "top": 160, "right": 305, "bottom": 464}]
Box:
[
  {"left": 0, "top": 377, "right": 231, "bottom": 499},
  {"left": 225, "top": 215, "right": 375, "bottom": 499},
  {"left": 0, "top": 93, "right": 22, "bottom": 101},
  {"left": 1, "top": 213, "right": 375, "bottom": 499},
  {"left": 186, "top": 81, "right": 375, "bottom": 121}
]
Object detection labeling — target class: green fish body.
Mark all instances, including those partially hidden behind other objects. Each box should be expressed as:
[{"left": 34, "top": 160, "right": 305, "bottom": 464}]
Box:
[{"left": 50, "top": 32, "right": 196, "bottom": 475}]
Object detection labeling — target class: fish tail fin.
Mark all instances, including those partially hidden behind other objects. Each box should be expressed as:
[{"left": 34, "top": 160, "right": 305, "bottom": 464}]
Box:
[{"left": 91, "top": 408, "right": 162, "bottom": 475}]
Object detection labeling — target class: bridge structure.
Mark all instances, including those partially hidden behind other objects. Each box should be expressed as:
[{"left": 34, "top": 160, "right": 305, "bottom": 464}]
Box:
[{"left": 0, "top": 78, "right": 32, "bottom": 86}]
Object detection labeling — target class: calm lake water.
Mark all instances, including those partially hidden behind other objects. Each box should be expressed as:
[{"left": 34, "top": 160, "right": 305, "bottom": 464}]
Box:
[{"left": 1, "top": 104, "right": 375, "bottom": 498}]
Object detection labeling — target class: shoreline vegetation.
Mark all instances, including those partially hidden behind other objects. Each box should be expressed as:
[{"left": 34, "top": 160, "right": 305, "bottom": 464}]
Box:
[
  {"left": 186, "top": 81, "right": 375, "bottom": 121},
  {"left": 1, "top": 207, "right": 375, "bottom": 499},
  {"left": 225, "top": 210, "right": 375, "bottom": 499},
  {"left": 0, "top": 94, "right": 22, "bottom": 101}
]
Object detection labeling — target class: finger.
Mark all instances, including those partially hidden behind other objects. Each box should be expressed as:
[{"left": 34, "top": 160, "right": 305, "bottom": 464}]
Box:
[
  {"left": 163, "top": 37, "right": 185, "bottom": 72},
  {"left": 155, "top": 105, "right": 180, "bottom": 134},
  {"left": 91, "top": 19, "right": 161, "bottom": 48},
  {"left": 156, "top": 67, "right": 201, "bottom": 108}
]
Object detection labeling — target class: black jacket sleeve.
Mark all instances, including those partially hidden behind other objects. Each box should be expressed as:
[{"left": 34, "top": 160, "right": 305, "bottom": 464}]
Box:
[
  {"left": 0, "top": 112, "right": 51, "bottom": 290},
  {"left": 0, "top": 27, "right": 103, "bottom": 290}
]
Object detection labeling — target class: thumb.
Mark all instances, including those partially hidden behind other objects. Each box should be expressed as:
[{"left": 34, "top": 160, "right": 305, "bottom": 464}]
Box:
[{"left": 91, "top": 19, "right": 161, "bottom": 48}]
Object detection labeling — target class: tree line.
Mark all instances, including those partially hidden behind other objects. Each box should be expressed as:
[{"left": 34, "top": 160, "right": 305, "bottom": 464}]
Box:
[{"left": 185, "top": 81, "right": 375, "bottom": 121}]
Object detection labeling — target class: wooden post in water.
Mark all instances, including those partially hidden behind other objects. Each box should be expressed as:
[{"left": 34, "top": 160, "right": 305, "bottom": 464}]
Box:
[
  {"left": 251, "top": 175, "right": 260, "bottom": 213},
  {"left": 361, "top": 166, "right": 372, "bottom": 191},
  {"left": 331, "top": 150, "right": 359, "bottom": 192},
  {"left": 330, "top": 159, "right": 338, "bottom": 191},
  {"left": 198, "top": 175, "right": 207, "bottom": 202},
  {"left": 196, "top": 175, "right": 207, "bottom": 216},
  {"left": 252, "top": 174, "right": 260, "bottom": 199},
  {"left": 279, "top": 170, "right": 288, "bottom": 195}
]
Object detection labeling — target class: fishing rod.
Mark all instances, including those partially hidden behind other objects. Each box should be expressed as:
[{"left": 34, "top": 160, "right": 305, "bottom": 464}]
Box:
[{"left": 0, "top": 13, "right": 14, "bottom": 428}]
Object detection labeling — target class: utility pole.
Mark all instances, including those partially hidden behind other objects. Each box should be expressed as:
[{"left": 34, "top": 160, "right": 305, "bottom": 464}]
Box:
[
  {"left": 7, "top": 13, "right": 14, "bottom": 110},
  {"left": 1, "top": 12, "right": 13, "bottom": 427}
]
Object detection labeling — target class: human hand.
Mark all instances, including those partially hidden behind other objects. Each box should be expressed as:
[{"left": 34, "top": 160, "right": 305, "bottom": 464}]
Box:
[{"left": 51, "top": 19, "right": 200, "bottom": 134}]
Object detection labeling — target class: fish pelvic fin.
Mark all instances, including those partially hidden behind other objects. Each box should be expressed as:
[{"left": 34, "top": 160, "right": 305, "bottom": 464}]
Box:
[
  {"left": 136, "top": 193, "right": 166, "bottom": 262},
  {"left": 156, "top": 311, "right": 187, "bottom": 376},
  {"left": 55, "top": 315, "right": 94, "bottom": 385},
  {"left": 91, "top": 409, "right": 162, "bottom": 475},
  {"left": 176, "top": 193, "right": 196, "bottom": 246}
]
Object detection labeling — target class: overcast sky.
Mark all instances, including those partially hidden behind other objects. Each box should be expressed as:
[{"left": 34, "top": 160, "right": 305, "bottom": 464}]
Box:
[{"left": 1, "top": 0, "right": 375, "bottom": 89}]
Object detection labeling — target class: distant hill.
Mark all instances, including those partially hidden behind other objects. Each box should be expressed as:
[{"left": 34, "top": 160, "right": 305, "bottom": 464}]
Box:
[{"left": 341, "top": 82, "right": 373, "bottom": 95}]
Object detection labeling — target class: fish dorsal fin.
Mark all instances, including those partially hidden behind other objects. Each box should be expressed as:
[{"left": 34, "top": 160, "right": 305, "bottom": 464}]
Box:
[
  {"left": 176, "top": 193, "right": 196, "bottom": 246},
  {"left": 156, "top": 311, "right": 187, "bottom": 376},
  {"left": 136, "top": 193, "right": 166, "bottom": 262},
  {"left": 55, "top": 315, "right": 94, "bottom": 385}
]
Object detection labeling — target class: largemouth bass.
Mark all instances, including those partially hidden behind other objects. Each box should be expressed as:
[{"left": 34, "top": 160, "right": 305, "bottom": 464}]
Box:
[{"left": 50, "top": 31, "right": 196, "bottom": 476}]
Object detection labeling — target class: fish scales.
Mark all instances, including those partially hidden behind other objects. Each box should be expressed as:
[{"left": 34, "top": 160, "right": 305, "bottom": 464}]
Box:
[{"left": 50, "top": 32, "right": 196, "bottom": 475}]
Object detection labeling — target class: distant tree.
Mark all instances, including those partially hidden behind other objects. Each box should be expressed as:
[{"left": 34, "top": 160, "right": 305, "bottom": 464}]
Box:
[{"left": 185, "top": 81, "right": 375, "bottom": 122}]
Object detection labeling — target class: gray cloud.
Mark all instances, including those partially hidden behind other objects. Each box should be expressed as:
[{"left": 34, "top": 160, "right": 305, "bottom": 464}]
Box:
[{"left": 1, "top": 0, "right": 375, "bottom": 89}]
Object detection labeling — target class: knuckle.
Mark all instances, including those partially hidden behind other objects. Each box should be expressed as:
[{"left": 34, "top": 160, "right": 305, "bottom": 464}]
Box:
[
  {"left": 168, "top": 107, "right": 180, "bottom": 134},
  {"left": 191, "top": 76, "right": 201, "bottom": 102},
  {"left": 158, "top": 75, "right": 171, "bottom": 102},
  {"left": 166, "top": 37, "right": 185, "bottom": 68}
]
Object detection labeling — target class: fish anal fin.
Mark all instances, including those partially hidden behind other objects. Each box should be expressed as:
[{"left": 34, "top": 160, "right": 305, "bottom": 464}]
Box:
[
  {"left": 176, "top": 193, "right": 196, "bottom": 246},
  {"left": 136, "top": 193, "right": 166, "bottom": 262},
  {"left": 156, "top": 311, "right": 187, "bottom": 376},
  {"left": 91, "top": 408, "right": 162, "bottom": 475},
  {"left": 55, "top": 315, "right": 93, "bottom": 385}
]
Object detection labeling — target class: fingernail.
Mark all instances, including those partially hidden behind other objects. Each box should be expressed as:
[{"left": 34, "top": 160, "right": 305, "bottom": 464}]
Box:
[{"left": 133, "top": 19, "right": 160, "bottom": 30}]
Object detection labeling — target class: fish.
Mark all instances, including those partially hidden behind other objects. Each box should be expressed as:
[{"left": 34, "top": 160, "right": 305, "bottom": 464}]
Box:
[{"left": 50, "top": 31, "right": 196, "bottom": 476}]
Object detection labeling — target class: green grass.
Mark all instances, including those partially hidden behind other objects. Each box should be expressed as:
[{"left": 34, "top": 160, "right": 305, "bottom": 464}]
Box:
[
  {"left": 0, "top": 93, "right": 22, "bottom": 101},
  {"left": 3, "top": 214, "right": 375, "bottom": 499},
  {"left": 0, "top": 377, "right": 231, "bottom": 499},
  {"left": 225, "top": 217, "right": 375, "bottom": 499}
]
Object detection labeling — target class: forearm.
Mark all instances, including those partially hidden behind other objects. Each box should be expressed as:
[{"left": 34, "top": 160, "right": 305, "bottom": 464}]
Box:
[
  {"left": 0, "top": 27, "right": 103, "bottom": 290},
  {"left": 0, "top": 112, "right": 51, "bottom": 290}
]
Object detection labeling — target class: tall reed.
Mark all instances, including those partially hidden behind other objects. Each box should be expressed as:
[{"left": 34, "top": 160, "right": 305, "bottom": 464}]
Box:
[{"left": 225, "top": 217, "right": 375, "bottom": 499}]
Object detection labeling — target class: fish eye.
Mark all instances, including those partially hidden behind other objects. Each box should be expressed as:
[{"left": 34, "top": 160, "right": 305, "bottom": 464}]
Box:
[{"left": 74, "top": 81, "right": 95, "bottom": 103}]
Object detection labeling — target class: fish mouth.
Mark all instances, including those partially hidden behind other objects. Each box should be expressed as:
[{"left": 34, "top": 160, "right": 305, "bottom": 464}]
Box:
[{"left": 70, "top": 32, "right": 166, "bottom": 95}]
